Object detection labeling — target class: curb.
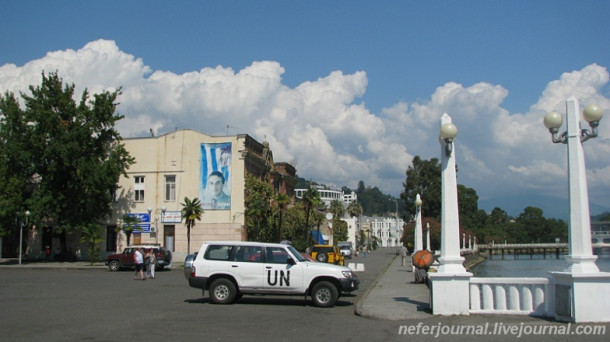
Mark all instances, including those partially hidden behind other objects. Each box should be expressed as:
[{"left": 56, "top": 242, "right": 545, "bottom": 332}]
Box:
[{"left": 354, "top": 254, "right": 398, "bottom": 319}]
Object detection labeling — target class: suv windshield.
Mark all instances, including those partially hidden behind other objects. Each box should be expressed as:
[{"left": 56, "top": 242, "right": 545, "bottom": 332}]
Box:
[{"left": 287, "top": 246, "right": 307, "bottom": 262}]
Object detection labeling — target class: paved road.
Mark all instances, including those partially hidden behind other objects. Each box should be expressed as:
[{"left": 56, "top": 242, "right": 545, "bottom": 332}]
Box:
[
  {"left": 1, "top": 249, "right": 608, "bottom": 342},
  {"left": 0, "top": 249, "right": 397, "bottom": 342}
]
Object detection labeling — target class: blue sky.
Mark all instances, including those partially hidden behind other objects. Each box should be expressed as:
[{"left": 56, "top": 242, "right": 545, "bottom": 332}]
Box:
[{"left": 2, "top": 1, "right": 610, "bottom": 219}]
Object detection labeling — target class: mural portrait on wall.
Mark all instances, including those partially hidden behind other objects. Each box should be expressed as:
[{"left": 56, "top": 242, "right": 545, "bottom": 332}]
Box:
[{"left": 200, "top": 143, "right": 232, "bottom": 210}]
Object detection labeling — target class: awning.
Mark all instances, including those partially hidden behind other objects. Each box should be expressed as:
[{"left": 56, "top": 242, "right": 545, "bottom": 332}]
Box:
[{"left": 311, "top": 230, "right": 325, "bottom": 244}]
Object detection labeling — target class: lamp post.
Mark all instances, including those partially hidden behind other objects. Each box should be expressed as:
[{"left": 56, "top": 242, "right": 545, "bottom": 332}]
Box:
[
  {"left": 18, "top": 210, "right": 30, "bottom": 265},
  {"left": 428, "top": 113, "right": 471, "bottom": 316},
  {"left": 426, "top": 222, "right": 431, "bottom": 252},
  {"left": 436, "top": 113, "right": 466, "bottom": 274},
  {"left": 544, "top": 97, "right": 610, "bottom": 323},
  {"left": 390, "top": 199, "right": 398, "bottom": 247},
  {"left": 544, "top": 97, "right": 603, "bottom": 273},
  {"left": 414, "top": 194, "right": 423, "bottom": 252}
]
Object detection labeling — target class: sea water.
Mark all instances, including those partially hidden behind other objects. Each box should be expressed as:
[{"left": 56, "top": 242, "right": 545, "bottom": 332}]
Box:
[{"left": 471, "top": 254, "right": 610, "bottom": 277}]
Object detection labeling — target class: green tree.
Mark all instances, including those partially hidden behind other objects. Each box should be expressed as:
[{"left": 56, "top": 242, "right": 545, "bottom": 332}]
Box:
[
  {"left": 329, "top": 200, "right": 345, "bottom": 219},
  {"left": 489, "top": 207, "right": 508, "bottom": 224},
  {"left": 301, "top": 187, "right": 321, "bottom": 242},
  {"left": 347, "top": 201, "right": 363, "bottom": 218},
  {"left": 0, "top": 92, "right": 34, "bottom": 237},
  {"left": 517, "top": 206, "right": 547, "bottom": 243},
  {"left": 332, "top": 218, "right": 348, "bottom": 244},
  {"left": 272, "top": 193, "right": 290, "bottom": 242},
  {"left": 457, "top": 184, "right": 480, "bottom": 229},
  {"left": 401, "top": 156, "right": 442, "bottom": 220},
  {"left": 282, "top": 202, "right": 308, "bottom": 251},
  {"left": 0, "top": 72, "right": 134, "bottom": 253},
  {"left": 80, "top": 223, "right": 103, "bottom": 264},
  {"left": 598, "top": 212, "right": 610, "bottom": 221},
  {"left": 245, "top": 175, "right": 274, "bottom": 242},
  {"left": 181, "top": 197, "right": 203, "bottom": 254}
]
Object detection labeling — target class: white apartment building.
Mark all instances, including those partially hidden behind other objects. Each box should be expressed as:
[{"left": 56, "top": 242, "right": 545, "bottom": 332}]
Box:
[
  {"left": 294, "top": 188, "right": 358, "bottom": 208},
  {"left": 361, "top": 215, "right": 404, "bottom": 248}
]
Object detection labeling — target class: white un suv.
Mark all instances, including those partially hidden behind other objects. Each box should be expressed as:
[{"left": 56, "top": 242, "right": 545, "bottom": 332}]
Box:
[{"left": 184, "top": 241, "right": 359, "bottom": 307}]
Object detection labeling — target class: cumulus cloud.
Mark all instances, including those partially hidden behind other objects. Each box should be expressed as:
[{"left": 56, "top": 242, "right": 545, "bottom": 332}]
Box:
[{"left": 1, "top": 39, "right": 609, "bottom": 212}]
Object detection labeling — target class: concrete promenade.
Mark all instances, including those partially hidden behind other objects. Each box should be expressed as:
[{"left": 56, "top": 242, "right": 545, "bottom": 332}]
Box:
[{"left": 355, "top": 251, "right": 432, "bottom": 320}]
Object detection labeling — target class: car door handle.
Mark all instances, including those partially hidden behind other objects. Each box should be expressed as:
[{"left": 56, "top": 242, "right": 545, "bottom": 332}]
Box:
[
  {"left": 266, "top": 266, "right": 273, "bottom": 269},
  {"left": 231, "top": 264, "right": 239, "bottom": 268}
]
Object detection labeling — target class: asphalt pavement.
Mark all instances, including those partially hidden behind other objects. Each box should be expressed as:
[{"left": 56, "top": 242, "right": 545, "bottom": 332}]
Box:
[{"left": 0, "top": 250, "right": 430, "bottom": 321}]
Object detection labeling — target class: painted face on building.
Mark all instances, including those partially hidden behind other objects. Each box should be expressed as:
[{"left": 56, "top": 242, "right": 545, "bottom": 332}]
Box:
[{"left": 207, "top": 174, "right": 224, "bottom": 199}]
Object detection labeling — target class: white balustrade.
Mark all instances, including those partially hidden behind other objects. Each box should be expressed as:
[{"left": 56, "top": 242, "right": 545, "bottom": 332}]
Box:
[{"left": 469, "top": 277, "right": 555, "bottom": 317}]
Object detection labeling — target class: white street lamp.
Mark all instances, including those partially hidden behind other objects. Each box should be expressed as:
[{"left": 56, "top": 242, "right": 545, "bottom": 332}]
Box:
[
  {"left": 18, "top": 210, "right": 30, "bottom": 265},
  {"left": 414, "top": 194, "right": 423, "bottom": 253},
  {"left": 544, "top": 97, "right": 603, "bottom": 273},
  {"left": 544, "top": 98, "right": 610, "bottom": 323},
  {"left": 429, "top": 113, "right": 471, "bottom": 316},
  {"left": 436, "top": 114, "right": 466, "bottom": 273},
  {"left": 440, "top": 122, "right": 458, "bottom": 156},
  {"left": 389, "top": 198, "right": 399, "bottom": 247},
  {"left": 426, "top": 222, "right": 431, "bottom": 252}
]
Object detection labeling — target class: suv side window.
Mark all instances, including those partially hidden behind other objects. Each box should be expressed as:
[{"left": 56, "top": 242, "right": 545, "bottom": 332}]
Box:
[
  {"left": 204, "top": 245, "right": 234, "bottom": 261},
  {"left": 233, "top": 245, "right": 263, "bottom": 262},
  {"left": 265, "top": 246, "right": 289, "bottom": 264}
]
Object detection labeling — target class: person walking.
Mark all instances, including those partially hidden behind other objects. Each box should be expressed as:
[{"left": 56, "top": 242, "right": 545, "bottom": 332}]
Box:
[
  {"left": 400, "top": 245, "right": 408, "bottom": 266},
  {"left": 133, "top": 248, "right": 145, "bottom": 280},
  {"left": 146, "top": 249, "right": 156, "bottom": 279}
]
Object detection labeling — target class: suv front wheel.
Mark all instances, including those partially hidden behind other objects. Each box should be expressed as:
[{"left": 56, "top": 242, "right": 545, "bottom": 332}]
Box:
[
  {"left": 311, "top": 281, "right": 338, "bottom": 307},
  {"left": 209, "top": 278, "right": 237, "bottom": 304}
]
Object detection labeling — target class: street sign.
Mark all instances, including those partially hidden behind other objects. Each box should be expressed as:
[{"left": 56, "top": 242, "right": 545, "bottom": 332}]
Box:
[{"left": 126, "top": 212, "right": 150, "bottom": 223}]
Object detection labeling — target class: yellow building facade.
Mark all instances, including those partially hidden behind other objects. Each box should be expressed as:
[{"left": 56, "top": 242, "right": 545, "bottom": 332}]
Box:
[{"left": 109, "top": 129, "right": 274, "bottom": 261}]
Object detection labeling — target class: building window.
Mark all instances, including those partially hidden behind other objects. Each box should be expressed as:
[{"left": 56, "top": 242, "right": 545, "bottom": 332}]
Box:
[
  {"left": 134, "top": 176, "right": 145, "bottom": 202},
  {"left": 165, "top": 175, "right": 176, "bottom": 201}
]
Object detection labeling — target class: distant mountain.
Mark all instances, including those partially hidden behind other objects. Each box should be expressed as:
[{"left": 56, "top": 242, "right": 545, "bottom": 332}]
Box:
[{"left": 479, "top": 194, "right": 610, "bottom": 221}]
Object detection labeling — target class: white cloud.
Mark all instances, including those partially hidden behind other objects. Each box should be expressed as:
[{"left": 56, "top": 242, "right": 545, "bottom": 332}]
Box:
[{"left": 1, "top": 39, "right": 609, "bottom": 212}]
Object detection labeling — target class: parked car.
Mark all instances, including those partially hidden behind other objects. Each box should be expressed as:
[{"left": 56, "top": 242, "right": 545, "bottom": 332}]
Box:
[
  {"left": 310, "top": 244, "right": 344, "bottom": 265},
  {"left": 339, "top": 245, "right": 352, "bottom": 259},
  {"left": 185, "top": 241, "right": 359, "bottom": 307},
  {"left": 105, "top": 244, "right": 172, "bottom": 272},
  {"left": 301, "top": 253, "right": 317, "bottom": 262}
]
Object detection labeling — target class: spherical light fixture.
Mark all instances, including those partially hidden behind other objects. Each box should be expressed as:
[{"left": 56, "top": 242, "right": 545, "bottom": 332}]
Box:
[
  {"left": 440, "top": 123, "right": 458, "bottom": 140},
  {"left": 544, "top": 112, "right": 563, "bottom": 131},
  {"left": 583, "top": 104, "right": 603, "bottom": 123}
]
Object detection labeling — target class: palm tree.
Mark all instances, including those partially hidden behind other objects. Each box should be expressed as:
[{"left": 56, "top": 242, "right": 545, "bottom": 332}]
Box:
[
  {"left": 246, "top": 198, "right": 268, "bottom": 241},
  {"left": 347, "top": 201, "right": 363, "bottom": 218},
  {"left": 80, "top": 223, "right": 103, "bottom": 264},
  {"left": 302, "top": 187, "right": 321, "bottom": 242},
  {"left": 181, "top": 197, "right": 203, "bottom": 254},
  {"left": 119, "top": 214, "right": 141, "bottom": 246},
  {"left": 273, "top": 193, "right": 290, "bottom": 241},
  {"left": 329, "top": 200, "right": 346, "bottom": 219}
]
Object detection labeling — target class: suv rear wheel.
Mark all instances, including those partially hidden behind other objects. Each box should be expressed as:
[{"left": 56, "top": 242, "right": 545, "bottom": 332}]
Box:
[
  {"left": 209, "top": 278, "right": 237, "bottom": 304},
  {"left": 311, "top": 281, "right": 338, "bottom": 307},
  {"left": 108, "top": 260, "right": 121, "bottom": 272}
]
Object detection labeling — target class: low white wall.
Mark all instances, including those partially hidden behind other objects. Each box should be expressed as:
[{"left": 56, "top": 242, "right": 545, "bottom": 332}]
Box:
[{"left": 469, "top": 277, "right": 555, "bottom": 317}]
